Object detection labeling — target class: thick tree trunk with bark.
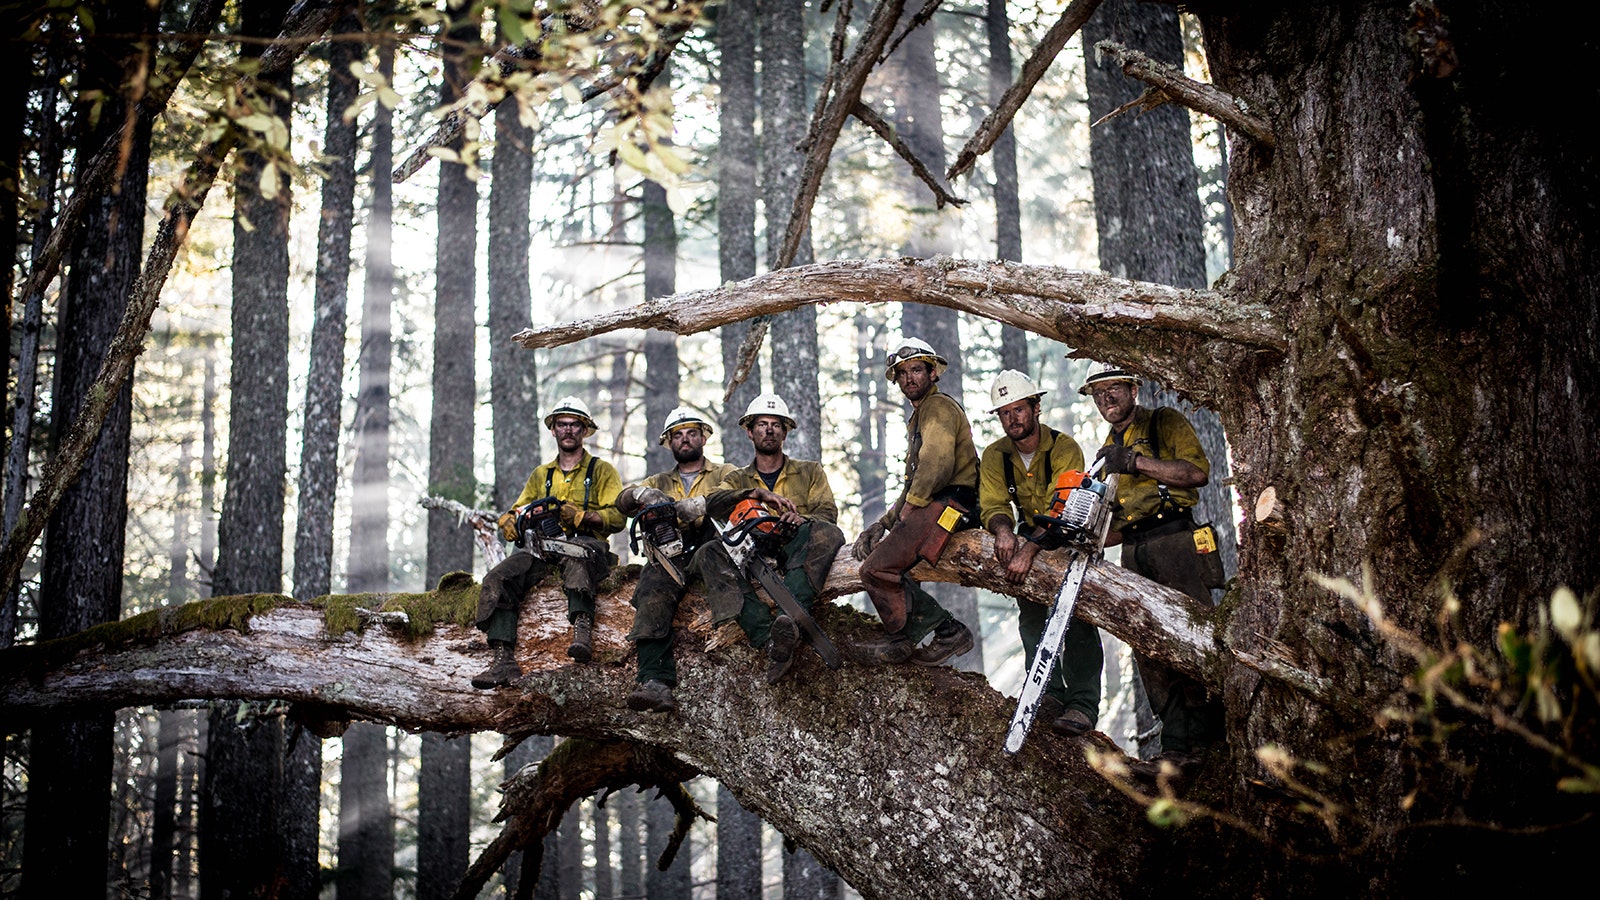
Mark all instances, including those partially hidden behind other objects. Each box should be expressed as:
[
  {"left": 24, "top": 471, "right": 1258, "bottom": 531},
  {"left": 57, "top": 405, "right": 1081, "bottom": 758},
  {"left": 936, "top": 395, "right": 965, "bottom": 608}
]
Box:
[
  {"left": 762, "top": 0, "right": 822, "bottom": 462},
  {"left": 643, "top": 175, "right": 681, "bottom": 474},
  {"left": 490, "top": 40, "right": 542, "bottom": 508},
  {"left": 204, "top": 1, "right": 304, "bottom": 893},
  {"left": 420, "top": 9, "right": 483, "bottom": 897},
  {"left": 21, "top": 4, "right": 154, "bottom": 891},
  {"left": 716, "top": 0, "right": 760, "bottom": 458}
]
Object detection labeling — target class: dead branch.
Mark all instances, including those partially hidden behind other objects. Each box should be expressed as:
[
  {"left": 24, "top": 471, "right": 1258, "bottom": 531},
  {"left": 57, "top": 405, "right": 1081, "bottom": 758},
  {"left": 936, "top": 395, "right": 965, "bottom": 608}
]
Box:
[
  {"left": 852, "top": 101, "right": 965, "bottom": 210},
  {"left": 516, "top": 257, "right": 1285, "bottom": 363},
  {"left": 1091, "top": 40, "right": 1275, "bottom": 148},
  {"left": 16, "top": 0, "right": 229, "bottom": 308},
  {"left": 725, "top": 0, "right": 908, "bottom": 399},
  {"left": 0, "top": 1, "right": 344, "bottom": 604},
  {"left": 453, "top": 738, "right": 698, "bottom": 900},
  {"left": 945, "top": 0, "right": 1102, "bottom": 183}
]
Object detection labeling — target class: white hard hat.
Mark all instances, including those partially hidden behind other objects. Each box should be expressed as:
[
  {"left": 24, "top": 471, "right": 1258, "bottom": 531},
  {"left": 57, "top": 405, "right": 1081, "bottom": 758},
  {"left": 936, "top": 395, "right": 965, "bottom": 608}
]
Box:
[
  {"left": 740, "top": 392, "right": 796, "bottom": 430},
  {"left": 884, "top": 337, "right": 948, "bottom": 382},
  {"left": 989, "top": 369, "right": 1047, "bottom": 412},
  {"left": 658, "top": 406, "right": 714, "bottom": 445},
  {"left": 1077, "top": 363, "right": 1139, "bottom": 396},
  {"left": 544, "top": 396, "right": 598, "bottom": 437}
]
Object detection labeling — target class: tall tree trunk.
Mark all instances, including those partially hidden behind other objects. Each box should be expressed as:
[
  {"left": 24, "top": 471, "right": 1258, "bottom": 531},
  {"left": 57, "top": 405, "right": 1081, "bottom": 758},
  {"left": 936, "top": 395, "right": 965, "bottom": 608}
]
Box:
[
  {"left": 338, "top": 722, "right": 394, "bottom": 900},
  {"left": 885, "top": 6, "right": 984, "bottom": 676},
  {"left": 419, "top": 7, "right": 482, "bottom": 898},
  {"left": 986, "top": 0, "right": 1028, "bottom": 373},
  {"left": 293, "top": 9, "right": 360, "bottom": 602},
  {"left": 616, "top": 786, "right": 642, "bottom": 898},
  {"left": 22, "top": 4, "right": 155, "bottom": 893},
  {"left": 592, "top": 799, "right": 612, "bottom": 899},
  {"left": 489, "top": 29, "right": 541, "bottom": 508},
  {"left": 1082, "top": 0, "right": 1238, "bottom": 588},
  {"left": 715, "top": 784, "right": 761, "bottom": 900},
  {"left": 2, "top": 48, "right": 62, "bottom": 648},
  {"left": 717, "top": 0, "right": 759, "bottom": 457},
  {"left": 855, "top": 310, "right": 889, "bottom": 527},
  {"left": 761, "top": 0, "right": 821, "bottom": 460},
  {"left": 347, "top": 36, "right": 394, "bottom": 596},
  {"left": 642, "top": 169, "right": 680, "bottom": 475},
  {"left": 203, "top": 0, "right": 297, "bottom": 893}
]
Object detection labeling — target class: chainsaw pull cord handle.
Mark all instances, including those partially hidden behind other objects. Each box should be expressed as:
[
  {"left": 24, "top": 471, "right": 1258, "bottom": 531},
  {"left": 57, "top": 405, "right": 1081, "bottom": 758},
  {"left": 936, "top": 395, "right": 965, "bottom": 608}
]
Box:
[{"left": 1023, "top": 455, "right": 1110, "bottom": 547}]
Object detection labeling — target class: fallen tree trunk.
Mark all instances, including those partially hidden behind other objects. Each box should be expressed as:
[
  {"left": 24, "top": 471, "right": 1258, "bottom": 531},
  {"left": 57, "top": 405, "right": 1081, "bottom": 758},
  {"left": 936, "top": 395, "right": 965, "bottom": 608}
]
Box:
[{"left": 0, "top": 533, "right": 1223, "bottom": 898}]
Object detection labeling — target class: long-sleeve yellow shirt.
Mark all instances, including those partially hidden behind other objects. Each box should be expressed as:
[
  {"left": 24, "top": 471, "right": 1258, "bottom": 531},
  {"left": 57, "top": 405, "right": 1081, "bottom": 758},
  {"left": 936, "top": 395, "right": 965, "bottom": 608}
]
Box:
[
  {"left": 713, "top": 457, "right": 838, "bottom": 523},
  {"left": 884, "top": 385, "right": 979, "bottom": 526},
  {"left": 513, "top": 451, "right": 625, "bottom": 538},
  {"left": 977, "top": 423, "right": 1086, "bottom": 532}
]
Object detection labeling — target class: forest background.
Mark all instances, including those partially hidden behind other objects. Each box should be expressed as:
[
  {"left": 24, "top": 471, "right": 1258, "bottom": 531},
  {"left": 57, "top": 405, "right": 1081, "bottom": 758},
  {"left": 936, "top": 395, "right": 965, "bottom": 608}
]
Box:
[{"left": 0, "top": 0, "right": 1238, "bottom": 896}]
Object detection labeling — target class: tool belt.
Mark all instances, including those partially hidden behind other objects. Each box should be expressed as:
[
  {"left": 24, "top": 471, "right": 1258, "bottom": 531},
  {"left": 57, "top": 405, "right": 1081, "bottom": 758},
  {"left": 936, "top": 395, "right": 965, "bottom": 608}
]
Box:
[{"left": 1119, "top": 508, "right": 1193, "bottom": 541}]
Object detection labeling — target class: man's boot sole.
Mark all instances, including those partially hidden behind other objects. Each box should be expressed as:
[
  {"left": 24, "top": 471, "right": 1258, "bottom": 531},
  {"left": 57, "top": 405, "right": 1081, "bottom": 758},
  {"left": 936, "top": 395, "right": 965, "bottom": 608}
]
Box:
[{"left": 911, "top": 626, "right": 975, "bottom": 666}]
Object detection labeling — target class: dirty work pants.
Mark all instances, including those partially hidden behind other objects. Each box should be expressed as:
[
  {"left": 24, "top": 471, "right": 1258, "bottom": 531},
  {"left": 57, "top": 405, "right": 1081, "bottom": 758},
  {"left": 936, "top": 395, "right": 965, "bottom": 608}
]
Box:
[
  {"left": 1123, "top": 527, "right": 1222, "bottom": 754},
  {"left": 859, "top": 502, "right": 954, "bottom": 643},
  {"left": 475, "top": 537, "right": 611, "bottom": 645}
]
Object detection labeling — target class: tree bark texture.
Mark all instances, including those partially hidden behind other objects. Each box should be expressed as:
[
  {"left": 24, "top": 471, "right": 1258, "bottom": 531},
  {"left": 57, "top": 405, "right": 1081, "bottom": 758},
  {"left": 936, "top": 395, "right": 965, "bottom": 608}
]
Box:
[
  {"left": 490, "top": 41, "right": 542, "bottom": 508},
  {"left": 418, "top": 732, "right": 473, "bottom": 900},
  {"left": 426, "top": 8, "right": 482, "bottom": 587},
  {"left": 716, "top": 0, "right": 760, "bottom": 457},
  {"left": 985, "top": 0, "right": 1029, "bottom": 374},
  {"left": 338, "top": 722, "right": 395, "bottom": 900},
  {"left": 643, "top": 175, "right": 681, "bottom": 475},
  {"left": 22, "top": 3, "right": 155, "bottom": 893},
  {"left": 293, "top": 10, "right": 361, "bottom": 601},
  {"left": 204, "top": 1, "right": 300, "bottom": 894},
  {"left": 715, "top": 783, "right": 761, "bottom": 899},
  {"left": 761, "top": 0, "right": 822, "bottom": 462},
  {"left": 348, "top": 37, "right": 396, "bottom": 595},
  {"left": 421, "top": 9, "right": 483, "bottom": 898}
]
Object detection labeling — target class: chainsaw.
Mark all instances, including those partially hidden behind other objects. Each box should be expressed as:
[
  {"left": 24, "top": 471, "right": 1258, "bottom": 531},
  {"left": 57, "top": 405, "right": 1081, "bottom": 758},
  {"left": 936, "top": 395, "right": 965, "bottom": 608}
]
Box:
[
  {"left": 1002, "top": 457, "right": 1118, "bottom": 754},
  {"left": 717, "top": 499, "right": 841, "bottom": 670},
  {"left": 515, "top": 496, "right": 599, "bottom": 562},
  {"left": 629, "top": 500, "right": 688, "bottom": 585}
]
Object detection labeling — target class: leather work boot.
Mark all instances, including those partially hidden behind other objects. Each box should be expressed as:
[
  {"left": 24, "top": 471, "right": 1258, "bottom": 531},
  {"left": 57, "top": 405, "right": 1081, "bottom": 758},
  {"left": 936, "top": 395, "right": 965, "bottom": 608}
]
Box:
[
  {"left": 851, "top": 633, "right": 914, "bottom": 665},
  {"left": 911, "top": 620, "right": 974, "bottom": 667},
  {"left": 626, "top": 679, "right": 677, "bottom": 713},
  {"left": 471, "top": 640, "right": 522, "bottom": 689},
  {"left": 1130, "top": 750, "right": 1205, "bottom": 791},
  {"left": 765, "top": 615, "right": 800, "bottom": 685},
  {"left": 567, "top": 613, "right": 594, "bottom": 663},
  {"left": 1051, "top": 708, "right": 1094, "bottom": 737}
]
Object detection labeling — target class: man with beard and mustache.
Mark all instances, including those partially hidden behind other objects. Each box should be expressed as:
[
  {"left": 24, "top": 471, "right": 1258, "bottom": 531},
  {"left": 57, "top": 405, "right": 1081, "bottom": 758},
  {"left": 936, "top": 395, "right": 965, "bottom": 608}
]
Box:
[
  {"left": 978, "top": 370, "right": 1102, "bottom": 736},
  {"left": 614, "top": 408, "right": 746, "bottom": 712},
  {"left": 852, "top": 338, "right": 979, "bottom": 666},
  {"left": 472, "top": 397, "right": 624, "bottom": 688},
  {"left": 704, "top": 393, "right": 846, "bottom": 685},
  {"left": 1082, "top": 363, "right": 1219, "bottom": 780}
]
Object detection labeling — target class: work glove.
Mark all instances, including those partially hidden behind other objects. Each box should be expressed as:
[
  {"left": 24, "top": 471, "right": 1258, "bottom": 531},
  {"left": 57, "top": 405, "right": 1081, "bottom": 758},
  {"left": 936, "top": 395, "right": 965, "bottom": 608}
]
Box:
[
  {"left": 617, "top": 485, "right": 672, "bottom": 517},
  {"left": 559, "top": 502, "right": 583, "bottom": 530},
  {"left": 1096, "top": 443, "right": 1140, "bottom": 476},
  {"left": 675, "top": 496, "right": 707, "bottom": 522},
  {"left": 852, "top": 521, "right": 887, "bottom": 561},
  {"left": 498, "top": 510, "right": 519, "bottom": 543}
]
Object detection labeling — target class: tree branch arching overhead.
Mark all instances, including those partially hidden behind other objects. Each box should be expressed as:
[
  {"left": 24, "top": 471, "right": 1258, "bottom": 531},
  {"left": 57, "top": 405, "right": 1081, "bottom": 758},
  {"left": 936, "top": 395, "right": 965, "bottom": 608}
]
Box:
[{"left": 513, "top": 257, "right": 1283, "bottom": 408}]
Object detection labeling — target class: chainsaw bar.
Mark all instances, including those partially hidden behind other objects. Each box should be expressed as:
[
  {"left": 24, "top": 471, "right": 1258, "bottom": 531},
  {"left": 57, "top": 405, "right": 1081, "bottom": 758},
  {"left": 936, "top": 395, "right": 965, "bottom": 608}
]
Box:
[{"left": 748, "top": 554, "right": 841, "bottom": 670}]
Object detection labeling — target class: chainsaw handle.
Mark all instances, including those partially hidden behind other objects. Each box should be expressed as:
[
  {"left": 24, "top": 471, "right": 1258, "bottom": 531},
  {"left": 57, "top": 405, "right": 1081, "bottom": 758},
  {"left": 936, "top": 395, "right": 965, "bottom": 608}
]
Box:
[{"left": 720, "top": 515, "right": 786, "bottom": 545}]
